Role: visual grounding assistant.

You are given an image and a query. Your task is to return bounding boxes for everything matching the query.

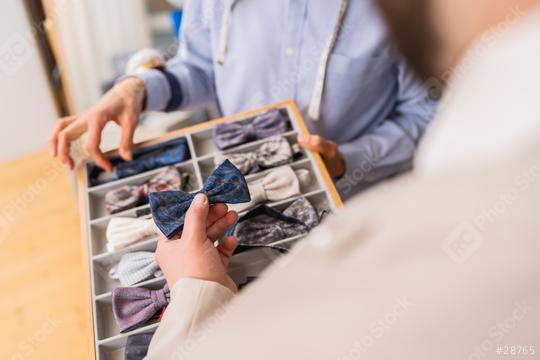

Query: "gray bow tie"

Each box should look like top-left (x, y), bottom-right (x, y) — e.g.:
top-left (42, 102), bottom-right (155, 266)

top-left (235, 197), bottom-right (321, 245)
top-left (109, 251), bottom-right (162, 286)
top-left (228, 165), bottom-right (312, 213)
top-left (213, 109), bottom-right (288, 150)
top-left (214, 136), bottom-right (301, 175)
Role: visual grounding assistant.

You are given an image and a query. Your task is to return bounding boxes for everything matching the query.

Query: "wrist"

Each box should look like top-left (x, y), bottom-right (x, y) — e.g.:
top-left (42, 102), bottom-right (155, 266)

top-left (117, 77), bottom-right (146, 111)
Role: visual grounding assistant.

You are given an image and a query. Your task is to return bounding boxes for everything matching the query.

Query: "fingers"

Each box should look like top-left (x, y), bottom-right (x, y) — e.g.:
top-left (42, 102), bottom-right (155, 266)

top-left (118, 112), bottom-right (137, 161)
top-left (297, 134), bottom-right (337, 157)
top-left (182, 194), bottom-right (209, 242)
top-left (207, 203), bottom-right (229, 226)
top-left (57, 118), bottom-right (87, 170)
top-left (86, 116), bottom-right (113, 171)
top-left (49, 116), bottom-right (77, 157)
top-left (155, 233), bottom-right (171, 266)
top-left (207, 211), bottom-right (238, 242)
top-left (158, 203), bottom-right (230, 244)
top-left (217, 236), bottom-right (238, 267)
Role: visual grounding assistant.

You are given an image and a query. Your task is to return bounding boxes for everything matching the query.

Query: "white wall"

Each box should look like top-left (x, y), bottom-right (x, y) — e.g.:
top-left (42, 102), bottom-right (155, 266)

top-left (0, 0), bottom-right (58, 163)
top-left (48, 0), bottom-right (152, 113)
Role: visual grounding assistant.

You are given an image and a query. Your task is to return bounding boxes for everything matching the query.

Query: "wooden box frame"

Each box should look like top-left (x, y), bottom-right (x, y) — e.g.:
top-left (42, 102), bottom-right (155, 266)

top-left (76, 100), bottom-right (342, 359)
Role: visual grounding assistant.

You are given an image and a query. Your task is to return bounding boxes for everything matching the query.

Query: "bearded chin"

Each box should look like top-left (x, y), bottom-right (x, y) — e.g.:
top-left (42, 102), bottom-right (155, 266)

top-left (376, 0), bottom-right (441, 80)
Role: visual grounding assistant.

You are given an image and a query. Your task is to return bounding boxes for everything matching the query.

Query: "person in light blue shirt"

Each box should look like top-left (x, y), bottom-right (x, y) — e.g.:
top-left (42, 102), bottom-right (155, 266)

top-left (50, 0), bottom-right (437, 200)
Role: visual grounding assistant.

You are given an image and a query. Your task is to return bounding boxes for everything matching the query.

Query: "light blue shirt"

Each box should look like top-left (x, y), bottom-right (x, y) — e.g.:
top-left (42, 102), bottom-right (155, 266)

top-left (136, 0), bottom-right (437, 200)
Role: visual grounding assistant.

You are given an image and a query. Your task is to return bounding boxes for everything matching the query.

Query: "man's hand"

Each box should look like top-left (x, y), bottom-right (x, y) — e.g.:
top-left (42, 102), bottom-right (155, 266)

top-left (155, 194), bottom-right (239, 293)
top-left (298, 134), bottom-right (346, 178)
top-left (48, 77), bottom-right (146, 171)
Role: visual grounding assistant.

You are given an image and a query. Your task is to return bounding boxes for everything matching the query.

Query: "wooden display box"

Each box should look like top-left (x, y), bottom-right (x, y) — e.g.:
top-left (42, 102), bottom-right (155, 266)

top-left (77, 100), bottom-right (342, 359)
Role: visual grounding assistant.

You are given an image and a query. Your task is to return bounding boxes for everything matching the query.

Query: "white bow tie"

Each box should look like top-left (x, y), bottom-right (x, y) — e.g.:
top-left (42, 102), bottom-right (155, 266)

top-left (106, 217), bottom-right (159, 252)
top-left (229, 166), bottom-right (312, 213)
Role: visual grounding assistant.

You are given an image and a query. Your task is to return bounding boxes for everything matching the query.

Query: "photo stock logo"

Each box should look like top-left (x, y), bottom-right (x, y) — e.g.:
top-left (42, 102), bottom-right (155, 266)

top-left (0, 33), bottom-right (33, 77)
top-left (441, 221), bottom-right (484, 264)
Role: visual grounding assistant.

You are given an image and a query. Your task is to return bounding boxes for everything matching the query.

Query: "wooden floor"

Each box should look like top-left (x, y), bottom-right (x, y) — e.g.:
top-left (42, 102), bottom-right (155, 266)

top-left (0, 150), bottom-right (91, 359)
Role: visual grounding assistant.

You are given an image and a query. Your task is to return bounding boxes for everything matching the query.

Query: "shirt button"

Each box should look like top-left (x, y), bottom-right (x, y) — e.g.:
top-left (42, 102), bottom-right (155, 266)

top-left (286, 47), bottom-right (294, 57)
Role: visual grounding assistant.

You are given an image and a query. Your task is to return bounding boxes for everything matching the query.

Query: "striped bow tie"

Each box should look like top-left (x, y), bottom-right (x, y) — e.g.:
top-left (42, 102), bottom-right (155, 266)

top-left (109, 251), bottom-right (162, 286)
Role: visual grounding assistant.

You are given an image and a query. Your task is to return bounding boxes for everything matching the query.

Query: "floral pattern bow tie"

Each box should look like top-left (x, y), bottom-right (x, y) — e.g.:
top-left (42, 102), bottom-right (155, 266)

top-left (234, 197), bottom-right (321, 246)
top-left (105, 167), bottom-right (185, 214)
top-left (214, 136), bottom-right (301, 175)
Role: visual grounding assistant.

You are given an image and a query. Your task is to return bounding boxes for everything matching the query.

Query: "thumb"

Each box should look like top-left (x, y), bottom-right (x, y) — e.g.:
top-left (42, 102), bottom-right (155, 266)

top-left (182, 194), bottom-right (209, 243)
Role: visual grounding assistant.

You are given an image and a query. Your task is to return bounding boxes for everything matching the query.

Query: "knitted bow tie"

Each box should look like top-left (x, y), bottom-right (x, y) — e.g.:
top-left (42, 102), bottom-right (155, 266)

top-left (106, 217), bottom-right (159, 252)
top-left (234, 197), bottom-right (320, 246)
top-left (109, 252), bottom-right (162, 286)
top-left (213, 109), bottom-right (288, 150)
top-left (105, 167), bottom-right (185, 214)
top-left (149, 160), bottom-right (251, 239)
top-left (228, 165), bottom-right (312, 213)
top-left (214, 136), bottom-right (301, 175)
top-left (91, 137), bottom-right (189, 185)
top-left (112, 284), bottom-right (170, 333)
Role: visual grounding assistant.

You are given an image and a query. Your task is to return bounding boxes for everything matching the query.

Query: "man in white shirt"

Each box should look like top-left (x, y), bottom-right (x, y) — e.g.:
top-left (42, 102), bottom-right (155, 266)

top-left (145, 0), bottom-right (540, 358)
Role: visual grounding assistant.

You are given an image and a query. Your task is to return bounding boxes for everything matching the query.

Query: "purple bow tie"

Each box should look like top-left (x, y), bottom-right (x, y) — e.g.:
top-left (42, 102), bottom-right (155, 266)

top-left (213, 109), bottom-right (288, 150)
top-left (112, 284), bottom-right (170, 333)
top-left (105, 167), bottom-right (184, 214)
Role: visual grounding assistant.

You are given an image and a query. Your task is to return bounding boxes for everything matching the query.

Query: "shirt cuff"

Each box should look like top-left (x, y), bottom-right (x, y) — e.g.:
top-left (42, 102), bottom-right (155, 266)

top-left (123, 69), bottom-right (171, 112)
top-left (170, 278), bottom-right (235, 303)
top-left (336, 143), bottom-right (372, 200)
top-left (146, 278), bottom-right (235, 358)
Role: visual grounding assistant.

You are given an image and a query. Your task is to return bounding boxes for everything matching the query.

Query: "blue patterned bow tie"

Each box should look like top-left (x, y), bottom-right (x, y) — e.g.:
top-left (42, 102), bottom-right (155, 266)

top-left (91, 137), bottom-right (189, 186)
top-left (148, 160), bottom-right (251, 239)
top-left (213, 109), bottom-right (288, 150)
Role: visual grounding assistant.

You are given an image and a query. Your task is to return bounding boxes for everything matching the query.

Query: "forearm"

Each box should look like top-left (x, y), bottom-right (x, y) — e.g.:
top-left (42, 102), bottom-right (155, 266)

top-left (145, 278), bottom-right (235, 359)
top-left (132, 0), bottom-right (215, 113)
top-left (335, 54), bottom-right (438, 199)
top-left (135, 61), bottom-right (215, 112)
top-left (336, 120), bottom-right (417, 199)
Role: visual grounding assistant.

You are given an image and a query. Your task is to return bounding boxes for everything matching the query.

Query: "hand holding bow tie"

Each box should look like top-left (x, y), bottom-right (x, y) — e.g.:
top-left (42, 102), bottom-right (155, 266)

top-left (111, 197), bottom-right (240, 332)
top-left (149, 160), bottom-right (250, 239)
top-left (154, 194), bottom-right (239, 293)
